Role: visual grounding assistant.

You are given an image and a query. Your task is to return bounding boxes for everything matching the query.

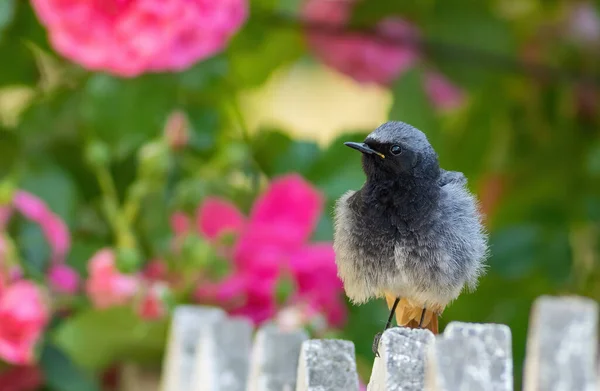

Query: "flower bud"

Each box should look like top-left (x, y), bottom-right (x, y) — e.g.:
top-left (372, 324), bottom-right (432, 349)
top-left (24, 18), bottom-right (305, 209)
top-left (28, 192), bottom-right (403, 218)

top-left (163, 110), bottom-right (190, 150)
top-left (115, 247), bottom-right (142, 274)
top-left (85, 140), bottom-right (111, 168)
top-left (138, 140), bottom-right (170, 181)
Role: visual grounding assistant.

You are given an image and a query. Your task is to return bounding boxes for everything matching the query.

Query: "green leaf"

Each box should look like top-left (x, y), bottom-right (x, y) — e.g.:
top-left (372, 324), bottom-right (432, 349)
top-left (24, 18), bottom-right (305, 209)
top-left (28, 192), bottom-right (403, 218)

top-left (80, 74), bottom-right (178, 157)
top-left (40, 344), bottom-right (100, 391)
top-left (389, 68), bottom-right (439, 142)
top-left (20, 163), bottom-right (78, 224)
top-left (0, 2), bottom-right (43, 85)
top-left (305, 131), bottom-right (368, 201)
top-left (488, 225), bottom-right (540, 279)
top-left (424, 2), bottom-right (515, 88)
top-left (175, 55), bottom-right (229, 93)
top-left (252, 129), bottom-right (320, 177)
top-left (227, 20), bottom-right (304, 87)
top-left (0, 0), bottom-right (16, 39)
top-left (18, 222), bottom-right (49, 278)
top-left (53, 307), bottom-right (169, 371)
top-left (350, 0), bottom-right (424, 25)
top-left (186, 106), bottom-right (220, 154)
top-left (0, 128), bottom-right (21, 178)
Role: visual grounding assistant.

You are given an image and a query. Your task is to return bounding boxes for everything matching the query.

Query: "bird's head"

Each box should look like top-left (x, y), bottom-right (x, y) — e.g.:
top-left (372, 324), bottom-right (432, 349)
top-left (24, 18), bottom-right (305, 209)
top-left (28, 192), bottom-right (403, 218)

top-left (344, 121), bottom-right (440, 181)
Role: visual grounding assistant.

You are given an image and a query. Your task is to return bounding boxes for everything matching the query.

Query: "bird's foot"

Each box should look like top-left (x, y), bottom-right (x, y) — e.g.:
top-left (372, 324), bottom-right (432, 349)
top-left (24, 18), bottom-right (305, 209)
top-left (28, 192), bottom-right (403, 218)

top-left (372, 331), bottom-right (383, 357)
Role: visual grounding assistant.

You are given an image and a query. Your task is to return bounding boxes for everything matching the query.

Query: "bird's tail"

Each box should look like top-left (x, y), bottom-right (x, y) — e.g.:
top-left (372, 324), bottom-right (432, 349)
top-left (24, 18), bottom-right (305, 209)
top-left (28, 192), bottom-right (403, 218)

top-left (385, 293), bottom-right (440, 335)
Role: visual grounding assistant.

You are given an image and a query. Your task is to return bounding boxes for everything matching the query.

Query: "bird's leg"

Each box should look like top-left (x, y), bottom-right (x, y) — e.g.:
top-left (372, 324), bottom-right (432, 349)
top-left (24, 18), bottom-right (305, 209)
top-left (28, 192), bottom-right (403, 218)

top-left (418, 307), bottom-right (426, 328)
top-left (372, 297), bottom-right (400, 357)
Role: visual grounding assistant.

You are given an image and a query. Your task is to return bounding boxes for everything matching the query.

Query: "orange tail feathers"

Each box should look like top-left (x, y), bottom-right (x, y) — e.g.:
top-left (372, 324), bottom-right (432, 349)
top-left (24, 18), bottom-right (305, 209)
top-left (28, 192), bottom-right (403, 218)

top-left (385, 293), bottom-right (440, 335)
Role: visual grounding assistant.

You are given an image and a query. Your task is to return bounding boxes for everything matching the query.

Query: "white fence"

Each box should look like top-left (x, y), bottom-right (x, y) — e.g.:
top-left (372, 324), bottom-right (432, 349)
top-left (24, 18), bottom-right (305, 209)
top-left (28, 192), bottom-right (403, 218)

top-left (157, 295), bottom-right (598, 391)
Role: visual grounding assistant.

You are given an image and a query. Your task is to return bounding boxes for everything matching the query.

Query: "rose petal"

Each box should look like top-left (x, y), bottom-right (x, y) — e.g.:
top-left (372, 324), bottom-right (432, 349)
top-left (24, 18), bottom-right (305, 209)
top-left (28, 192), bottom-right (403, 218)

top-left (248, 174), bottom-right (323, 248)
top-left (48, 264), bottom-right (80, 294)
top-left (303, 0), bottom-right (420, 85)
top-left (0, 281), bottom-right (49, 365)
top-left (12, 192), bottom-right (49, 222)
top-left (30, 0), bottom-right (248, 77)
top-left (424, 71), bottom-right (465, 111)
top-left (85, 248), bottom-right (139, 309)
top-left (196, 197), bottom-right (246, 240)
top-left (39, 212), bottom-right (71, 264)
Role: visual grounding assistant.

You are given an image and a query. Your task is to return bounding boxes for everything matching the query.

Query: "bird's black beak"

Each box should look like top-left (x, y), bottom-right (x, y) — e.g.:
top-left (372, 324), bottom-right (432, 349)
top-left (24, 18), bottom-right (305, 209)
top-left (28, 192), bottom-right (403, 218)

top-left (344, 142), bottom-right (385, 159)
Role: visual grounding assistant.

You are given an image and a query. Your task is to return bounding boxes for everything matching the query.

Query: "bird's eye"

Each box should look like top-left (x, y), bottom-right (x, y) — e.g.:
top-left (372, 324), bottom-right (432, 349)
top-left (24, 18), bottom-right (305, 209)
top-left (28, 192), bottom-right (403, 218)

top-left (390, 145), bottom-right (402, 155)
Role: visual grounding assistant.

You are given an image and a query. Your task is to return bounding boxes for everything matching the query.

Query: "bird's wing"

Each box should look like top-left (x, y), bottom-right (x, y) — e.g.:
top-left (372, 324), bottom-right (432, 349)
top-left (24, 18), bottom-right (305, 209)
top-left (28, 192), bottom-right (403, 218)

top-left (439, 169), bottom-right (467, 187)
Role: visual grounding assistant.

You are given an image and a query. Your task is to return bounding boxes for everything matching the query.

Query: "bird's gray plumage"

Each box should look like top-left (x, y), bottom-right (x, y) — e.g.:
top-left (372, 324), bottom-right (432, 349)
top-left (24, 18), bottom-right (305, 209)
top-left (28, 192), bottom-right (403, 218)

top-left (333, 121), bottom-right (488, 310)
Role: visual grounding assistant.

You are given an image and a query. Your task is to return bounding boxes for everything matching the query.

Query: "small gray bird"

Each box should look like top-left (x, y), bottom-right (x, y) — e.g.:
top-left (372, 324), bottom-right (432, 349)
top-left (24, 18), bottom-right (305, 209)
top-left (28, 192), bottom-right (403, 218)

top-left (333, 121), bottom-right (488, 355)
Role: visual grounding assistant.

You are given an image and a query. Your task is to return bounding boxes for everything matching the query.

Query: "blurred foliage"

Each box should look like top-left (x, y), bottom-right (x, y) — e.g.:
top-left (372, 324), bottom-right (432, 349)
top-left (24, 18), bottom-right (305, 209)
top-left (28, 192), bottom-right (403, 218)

top-left (1, 0), bottom-right (600, 389)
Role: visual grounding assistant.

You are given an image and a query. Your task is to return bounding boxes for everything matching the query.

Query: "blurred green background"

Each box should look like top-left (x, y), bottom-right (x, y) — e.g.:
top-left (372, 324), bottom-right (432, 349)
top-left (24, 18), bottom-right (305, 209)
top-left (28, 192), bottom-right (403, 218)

top-left (1, 0), bottom-right (600, 390)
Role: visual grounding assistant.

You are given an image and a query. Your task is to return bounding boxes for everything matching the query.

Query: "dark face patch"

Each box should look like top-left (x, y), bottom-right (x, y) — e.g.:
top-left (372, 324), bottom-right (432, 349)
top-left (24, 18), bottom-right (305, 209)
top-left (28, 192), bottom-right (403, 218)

top-left (361, 139), bottom-right (419, 180)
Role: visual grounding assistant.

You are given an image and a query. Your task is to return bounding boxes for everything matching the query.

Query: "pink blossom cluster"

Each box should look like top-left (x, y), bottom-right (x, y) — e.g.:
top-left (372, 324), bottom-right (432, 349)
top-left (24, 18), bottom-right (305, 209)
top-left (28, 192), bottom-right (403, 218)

top-left (84, 248), bottom-right (169, 321)
top-left (30, 0), bottom-right (249, 77)
top-left (0, 191), bottom-right (77, 364)
top-left (176, 174), bottom-right (346, 327)
top-left (302, 0), bottom-right (465, 110)
top-left (0, 280), bottom-right (49, 365)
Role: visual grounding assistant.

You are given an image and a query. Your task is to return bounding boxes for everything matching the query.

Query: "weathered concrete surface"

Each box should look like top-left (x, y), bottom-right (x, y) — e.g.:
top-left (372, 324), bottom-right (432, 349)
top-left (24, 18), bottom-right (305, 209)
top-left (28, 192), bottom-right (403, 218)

top-left (523, 296), bottom-right (598, 391)
top-left (247, 323), bottom-right (309, 391)
top-left (196, 317), bottom-right (253, 391)
top-left (160, 306), bottom-right (225, 391)
top-left (296, 339), bottom-right (359, 391)
top-left (368, 327), bottom-right (435, 391)
top-left (426, 322), bottom-right (513, 391)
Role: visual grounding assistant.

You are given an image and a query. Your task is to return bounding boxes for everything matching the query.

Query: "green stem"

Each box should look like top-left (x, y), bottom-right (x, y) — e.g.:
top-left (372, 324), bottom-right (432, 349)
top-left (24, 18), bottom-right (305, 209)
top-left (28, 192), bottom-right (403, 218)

top-left (92, 158), bottom-right (137, 249)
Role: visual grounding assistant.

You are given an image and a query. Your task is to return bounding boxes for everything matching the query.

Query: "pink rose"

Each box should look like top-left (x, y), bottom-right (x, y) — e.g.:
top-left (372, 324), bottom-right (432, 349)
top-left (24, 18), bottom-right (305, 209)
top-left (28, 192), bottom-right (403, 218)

top-left (302, 0), bottom-right (466, 110)
top-left (0, 281), bottom-right (49, 365)
top-left (85, 249), bottom-right (139, 309)
top-left (30, 0), bottom-right (249, 77)
top-left (197, 198), bottom-right (246, 240)
top-left (303, 0), bottom-right (420, 85)
top-left (194, 174), bottom-right (346, 326)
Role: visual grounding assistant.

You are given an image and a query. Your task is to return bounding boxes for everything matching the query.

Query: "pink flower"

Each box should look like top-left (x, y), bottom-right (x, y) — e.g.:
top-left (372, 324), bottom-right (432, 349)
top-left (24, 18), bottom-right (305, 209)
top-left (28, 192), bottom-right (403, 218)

top-left (11, 191), bottom-right (71, 264)
top-left (30, 0), bottom-right (248, 77)
top-left (137, 283), bottom-right (168, 320)
top-left (85, 249), bottom-right (139, 309)
top-left (289, 244), bottom-right (346, 326)
top-left (197, 198), bottom-right (246, 240)
top-left (194, 174), bottom-right (346, 326)
top-left (303, 0), bottom-right (420, 85)
top-left (0, 281), bottom-right (49, 365)
top-left (424, 71), bottom-right (465, 111)
top-left (303, 0), bottom-right (466, 110)
top-left (48, 264), bottom-right (80, 294)
top-left (12, 192), bottom-right (47, 222)
top-left (170, 212), bottom-right (191, 237)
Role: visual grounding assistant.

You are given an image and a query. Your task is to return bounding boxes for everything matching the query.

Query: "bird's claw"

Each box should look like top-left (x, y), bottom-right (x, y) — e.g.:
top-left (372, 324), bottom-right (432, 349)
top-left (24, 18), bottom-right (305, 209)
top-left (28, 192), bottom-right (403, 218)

top-left (372, 331), bottom-right (383, 357)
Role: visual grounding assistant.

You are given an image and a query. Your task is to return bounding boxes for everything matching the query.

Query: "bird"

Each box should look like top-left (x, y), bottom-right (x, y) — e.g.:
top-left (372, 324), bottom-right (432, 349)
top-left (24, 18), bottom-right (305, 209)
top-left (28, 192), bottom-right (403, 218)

top-left (332, 121), bottom-right (488, 356)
